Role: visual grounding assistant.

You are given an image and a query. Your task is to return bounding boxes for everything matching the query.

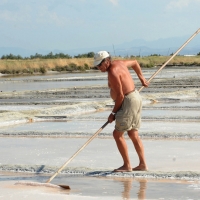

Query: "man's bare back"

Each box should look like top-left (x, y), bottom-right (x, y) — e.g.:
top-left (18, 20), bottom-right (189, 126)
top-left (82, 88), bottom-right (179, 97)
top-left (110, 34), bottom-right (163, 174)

top-left (107, 60), bottom-right (148, 116)
top-left (108, 60), bottom-right (135, 101)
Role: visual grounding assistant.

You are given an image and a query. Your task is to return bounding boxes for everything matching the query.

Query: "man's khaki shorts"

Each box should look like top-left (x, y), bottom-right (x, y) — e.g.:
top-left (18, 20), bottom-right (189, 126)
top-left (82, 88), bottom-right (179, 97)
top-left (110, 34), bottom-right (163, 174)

top-left (115, 90), bottom-right (142, 132)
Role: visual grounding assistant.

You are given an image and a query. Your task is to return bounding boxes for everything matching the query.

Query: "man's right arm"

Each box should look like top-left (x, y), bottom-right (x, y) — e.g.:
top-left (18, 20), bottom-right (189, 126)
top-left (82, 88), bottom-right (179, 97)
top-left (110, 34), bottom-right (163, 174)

top-left (124, 60), bottom-right (149, 87)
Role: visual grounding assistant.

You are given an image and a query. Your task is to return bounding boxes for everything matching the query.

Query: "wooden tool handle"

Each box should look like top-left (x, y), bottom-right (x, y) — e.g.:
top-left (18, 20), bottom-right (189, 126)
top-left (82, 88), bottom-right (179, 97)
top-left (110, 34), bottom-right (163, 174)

top-left (139, 28), bottom-right (200, 93)
top-left (46, 121), bottom-right (109, 183)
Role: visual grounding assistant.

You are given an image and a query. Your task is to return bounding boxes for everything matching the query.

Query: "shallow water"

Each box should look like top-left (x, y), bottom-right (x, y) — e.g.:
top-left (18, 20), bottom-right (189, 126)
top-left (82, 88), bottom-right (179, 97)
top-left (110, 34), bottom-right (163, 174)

top-left (0, 173), bottom-right (200, 200)
top-left (56, 108), bottom-right (200, 118)
top-left (0, 79), bottom-right (107, 92)
top-left (1, 137), bottom-right (200, 171)
top-left (1, 67), bottom-right (199, 92)
top-left (146, 101), bottom-right (200, 108)
top-left (0, 66), bottom-right (199, 80)
top-left (1, 119), bottom-right (200, 135)
top-left (0, 71), bottom-right (105, 80)
top-left (73, 108), bottom-right (200, 118)
top-left (143, 109), bottom-right (199, 117)
top-left (0, 105), bottom-right (51, 111)
top-left (1, 66), bottom-right (200, 199)
top-left (0, 98), bottom-right (108, 104)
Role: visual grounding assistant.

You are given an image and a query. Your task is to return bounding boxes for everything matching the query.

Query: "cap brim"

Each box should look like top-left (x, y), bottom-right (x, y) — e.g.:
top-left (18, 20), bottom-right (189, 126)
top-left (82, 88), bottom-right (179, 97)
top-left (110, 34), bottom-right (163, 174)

top-left (94, 60), bottom-right (102, 67)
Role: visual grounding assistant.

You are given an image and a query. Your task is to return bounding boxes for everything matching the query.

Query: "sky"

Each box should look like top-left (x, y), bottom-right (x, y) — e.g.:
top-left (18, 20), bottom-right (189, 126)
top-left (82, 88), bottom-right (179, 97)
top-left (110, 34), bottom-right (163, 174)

top-left (0, 0), bottom-right (200, 54)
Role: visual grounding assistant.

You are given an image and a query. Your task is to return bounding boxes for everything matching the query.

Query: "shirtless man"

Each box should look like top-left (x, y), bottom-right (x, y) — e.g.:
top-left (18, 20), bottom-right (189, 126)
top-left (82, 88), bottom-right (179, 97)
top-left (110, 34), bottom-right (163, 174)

top-left (94, 51), bottom-right (149, 172)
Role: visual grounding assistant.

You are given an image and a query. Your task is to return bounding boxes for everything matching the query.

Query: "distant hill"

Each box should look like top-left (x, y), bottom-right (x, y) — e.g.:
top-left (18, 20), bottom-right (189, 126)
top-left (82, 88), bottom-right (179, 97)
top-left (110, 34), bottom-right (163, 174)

top-left (1, 34), bottom-right (200, 58)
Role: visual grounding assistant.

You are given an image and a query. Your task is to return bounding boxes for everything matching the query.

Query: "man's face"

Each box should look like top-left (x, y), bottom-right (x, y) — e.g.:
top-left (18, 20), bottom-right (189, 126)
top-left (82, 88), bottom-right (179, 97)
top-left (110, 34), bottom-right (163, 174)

top-left (97, 59), bottom-right (107, 72)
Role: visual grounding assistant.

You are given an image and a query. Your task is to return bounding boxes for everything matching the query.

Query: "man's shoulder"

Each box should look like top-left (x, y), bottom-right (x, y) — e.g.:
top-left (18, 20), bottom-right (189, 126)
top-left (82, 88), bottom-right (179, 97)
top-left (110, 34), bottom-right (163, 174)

top-left (112, 60), bottom-right (124, 64)
top-left (112, 60), bottom-right (132, 69)
top-left (111, 60), bottom-right (125, 67)
top-left (112, 59), bottom-right (135, 65)
top-left (109, 60), bottom-right (127, 76)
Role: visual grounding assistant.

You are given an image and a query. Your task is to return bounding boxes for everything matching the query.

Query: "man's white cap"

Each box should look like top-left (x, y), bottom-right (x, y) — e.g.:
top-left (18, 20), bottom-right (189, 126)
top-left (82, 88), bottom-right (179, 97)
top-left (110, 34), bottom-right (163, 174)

top-left (94, 51), bottom-right (110, 67)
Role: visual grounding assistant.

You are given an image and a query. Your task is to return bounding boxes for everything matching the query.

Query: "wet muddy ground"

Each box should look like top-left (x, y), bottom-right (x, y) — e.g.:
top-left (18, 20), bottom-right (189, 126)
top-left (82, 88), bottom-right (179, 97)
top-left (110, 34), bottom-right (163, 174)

top-left (0, 66), bottom-right (200, 199)
top-left (1, 174), bottom-right (200, 200)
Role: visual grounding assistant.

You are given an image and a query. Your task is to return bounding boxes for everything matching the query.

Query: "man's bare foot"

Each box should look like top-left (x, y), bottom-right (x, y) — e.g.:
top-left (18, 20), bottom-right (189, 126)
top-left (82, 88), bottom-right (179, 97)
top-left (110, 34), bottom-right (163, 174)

top-left (113, 165), bottom-right (132, 172)
top-left (132, 165), bottom-right (148, 171)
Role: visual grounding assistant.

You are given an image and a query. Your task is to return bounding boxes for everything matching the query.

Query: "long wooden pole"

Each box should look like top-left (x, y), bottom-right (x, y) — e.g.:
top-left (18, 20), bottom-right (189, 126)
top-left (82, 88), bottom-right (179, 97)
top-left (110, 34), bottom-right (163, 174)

top-left (139, 28), bottom-right (200, 92)
top-left (46, 121), bottom-right (109, 183)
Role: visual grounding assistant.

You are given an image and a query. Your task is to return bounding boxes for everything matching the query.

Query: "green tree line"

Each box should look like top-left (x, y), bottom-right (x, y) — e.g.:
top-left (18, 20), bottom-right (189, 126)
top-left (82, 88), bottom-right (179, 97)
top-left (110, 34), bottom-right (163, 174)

top-left (1, 51), bottom-right (95, 60)
top-left (1, 51), bottom-right (200, 60)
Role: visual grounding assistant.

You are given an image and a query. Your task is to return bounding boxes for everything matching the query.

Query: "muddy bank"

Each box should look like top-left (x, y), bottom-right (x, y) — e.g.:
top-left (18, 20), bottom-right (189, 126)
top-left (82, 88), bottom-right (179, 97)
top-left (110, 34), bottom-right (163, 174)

top-left (0, 77), bottom-right (200, 99)
top-left (0, 100), bottom-right (111, 127)
top-left (0, 76), bottom-right (200, 127)
top-left (1, 165), bottom-right (200, 181)
top-left (1, 130), bottom-right (200, 139)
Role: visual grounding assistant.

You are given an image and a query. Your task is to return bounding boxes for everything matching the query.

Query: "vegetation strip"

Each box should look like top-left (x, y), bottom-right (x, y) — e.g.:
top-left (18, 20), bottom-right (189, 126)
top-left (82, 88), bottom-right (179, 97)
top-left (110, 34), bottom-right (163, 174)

top-left (1, 53), bottom-right (200, 74)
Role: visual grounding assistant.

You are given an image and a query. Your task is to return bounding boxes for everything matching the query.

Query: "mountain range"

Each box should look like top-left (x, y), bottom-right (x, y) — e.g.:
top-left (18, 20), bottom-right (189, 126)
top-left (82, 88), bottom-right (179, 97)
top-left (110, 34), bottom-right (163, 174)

top-left (0, 35), bottom-right (200, 58)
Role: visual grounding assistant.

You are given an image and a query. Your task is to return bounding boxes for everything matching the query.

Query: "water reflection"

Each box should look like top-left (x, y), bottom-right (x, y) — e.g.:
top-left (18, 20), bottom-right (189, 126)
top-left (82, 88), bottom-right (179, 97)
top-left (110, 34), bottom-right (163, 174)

top-left (137, 180), bottom-right (147, 200)
top-left (115, 178), bottom-right (147, 200)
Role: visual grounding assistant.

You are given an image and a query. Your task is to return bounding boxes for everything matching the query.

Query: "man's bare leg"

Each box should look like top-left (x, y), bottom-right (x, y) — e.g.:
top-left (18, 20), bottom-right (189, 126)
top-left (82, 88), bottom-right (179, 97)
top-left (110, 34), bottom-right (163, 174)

top-left (127, 129), bottom-right (148, 171)
top-left (113, 129), bottom-right (132, 172)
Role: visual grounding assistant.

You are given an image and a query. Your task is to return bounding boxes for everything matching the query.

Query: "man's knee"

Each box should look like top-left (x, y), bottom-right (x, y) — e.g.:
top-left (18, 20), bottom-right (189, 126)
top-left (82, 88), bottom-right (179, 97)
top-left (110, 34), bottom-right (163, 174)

top-left (113, 129), bottom-right (124, 140)
top-left (127, 129), bottom-right (139, 139)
